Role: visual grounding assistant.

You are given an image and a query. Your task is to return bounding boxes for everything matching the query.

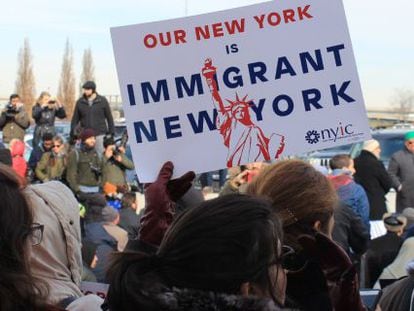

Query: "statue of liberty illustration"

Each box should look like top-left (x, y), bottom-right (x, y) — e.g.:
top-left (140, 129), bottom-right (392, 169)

top-left (202, 58), bottom-right (285, 167)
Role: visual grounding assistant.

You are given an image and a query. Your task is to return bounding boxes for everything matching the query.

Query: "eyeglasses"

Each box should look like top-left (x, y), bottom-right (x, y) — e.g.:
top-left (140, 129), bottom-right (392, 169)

top-left (53, 144), bottom-right (62, 148)
top-left (271, 245), bottom-right (307, 272)
top-left (26, 223), bottom-right (44, 246)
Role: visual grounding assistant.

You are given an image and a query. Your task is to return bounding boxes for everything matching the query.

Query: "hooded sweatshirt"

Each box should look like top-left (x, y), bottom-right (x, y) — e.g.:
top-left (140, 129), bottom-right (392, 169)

top-left (10, 139), bottom-right (27, 177)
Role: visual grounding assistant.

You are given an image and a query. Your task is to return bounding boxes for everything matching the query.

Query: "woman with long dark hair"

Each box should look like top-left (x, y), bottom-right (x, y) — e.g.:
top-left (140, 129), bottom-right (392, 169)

top-left (0, 163), bottom-right (53, 310)
top-left (105, 194), bottom-right (289, 310)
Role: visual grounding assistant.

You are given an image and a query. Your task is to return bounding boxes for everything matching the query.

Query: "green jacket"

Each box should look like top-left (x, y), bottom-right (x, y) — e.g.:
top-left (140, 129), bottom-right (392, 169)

top-left (35, 152), bottom-right (67, 182)
top-left (66, 147), bottom-right (102, 193)
top-left (0, 108), bottom-right (30, 143)
top-left (102, 153), bottom-right (134, 187)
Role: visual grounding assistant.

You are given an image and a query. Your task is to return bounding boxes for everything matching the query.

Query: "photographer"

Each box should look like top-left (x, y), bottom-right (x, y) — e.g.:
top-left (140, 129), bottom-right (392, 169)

top-left (0, 94), bottom-right (30, 144)
top-left (66, 129), bottom-right (102, 195)
top-left (102, 135), bottom-right (134, 189)
top-left (32, 91), bottom-right (66, 148)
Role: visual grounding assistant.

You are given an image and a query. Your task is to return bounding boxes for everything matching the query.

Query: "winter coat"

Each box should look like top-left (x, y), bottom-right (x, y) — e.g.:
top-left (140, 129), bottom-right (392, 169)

top-left (70, 94), bottom-right (114, 136)
top-left (35, 151), bottom-right (67, 182)
top-left (119, 207), bottom-right (140, 239)
top-left (332, 203), bottom-right (370, 257)
top-left (0, 106), bottom-right (30, 143)
top-left (66, 146), bottom-right (102, 193)
top-left (10, 139), bottom-right (27, 177)
top-left (32, 104), bottom-right (66, 146)
top-left (365, 232), bottom-right (403, 287)
top-left (379, 237), bottom-right (414, 281)
top-left (328, 170), bottom-right (370, 230)
top-left (378, 273), bottom-right (414, 311)
top-left (103, 286), bottom-right (284, 311)
top-left (354, 150), bottom-right (393, 220)
top-left (388, 148), bottom-right (414, 213)
top-left (23, 181), bottom-right (83, 305)
top-left (84, 222), bottom-right (118, 283)
top-left (101, 154), bottom-right (134, 187)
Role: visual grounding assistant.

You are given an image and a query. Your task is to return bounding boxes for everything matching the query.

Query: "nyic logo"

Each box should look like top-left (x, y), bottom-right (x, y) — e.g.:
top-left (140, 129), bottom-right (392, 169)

top-left (305, 122), bottom-right (360, 144)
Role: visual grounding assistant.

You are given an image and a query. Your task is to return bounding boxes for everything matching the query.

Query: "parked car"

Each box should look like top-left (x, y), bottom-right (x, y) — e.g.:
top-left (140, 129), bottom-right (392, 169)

top-left (304, 143), bottom-right (353, 168)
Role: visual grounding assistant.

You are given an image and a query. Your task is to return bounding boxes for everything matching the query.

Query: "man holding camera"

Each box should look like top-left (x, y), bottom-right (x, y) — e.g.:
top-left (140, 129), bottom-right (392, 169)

top-left (102, 135), bottom-right (134, 189)
top-left (70, 81), bottom-right (114, 155)
top-left (32, 91), bottom-right (66, 148)
top-left (66, 128), bottom-right (103, 196)
top-left (0, 94), bottom-right (30, 144)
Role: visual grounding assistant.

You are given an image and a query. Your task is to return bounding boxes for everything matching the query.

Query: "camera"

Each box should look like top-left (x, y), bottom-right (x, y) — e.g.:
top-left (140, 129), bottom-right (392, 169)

top-left (4, 104), bottom-right (17, 119)
top-left (90, 163), bottom-right (102, 179)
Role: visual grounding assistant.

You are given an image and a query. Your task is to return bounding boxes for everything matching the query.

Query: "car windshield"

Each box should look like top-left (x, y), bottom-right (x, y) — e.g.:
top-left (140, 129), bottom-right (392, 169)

top-left (374, 135), bottom-right (405, 162)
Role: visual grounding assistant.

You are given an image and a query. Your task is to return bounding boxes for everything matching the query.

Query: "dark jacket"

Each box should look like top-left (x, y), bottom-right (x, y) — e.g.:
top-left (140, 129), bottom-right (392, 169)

top-left (84, 223), bottom-right (117, 283)
top-left (32, 104), bottom-right (66, 146)
top-left (365, 232), bottom-right (403, 287)
top-left (332, 203), bottom-right (370, 257)
top-left (0, 105), bottom-right (30, 143)
top-left (70, 94), bottom-right (114, 136)
top-left (119, 208), bottom-right (140, 239)
top-left (66, 146), bottom-right (102, 193)
top-left (328, 170), bottom-right (370, 230)
top-left (354, 150), bottom-right (393, 220)
top-left (388, 148), bottom-right (414, 213)
top-left (104, 286), bottom-right (284, 311)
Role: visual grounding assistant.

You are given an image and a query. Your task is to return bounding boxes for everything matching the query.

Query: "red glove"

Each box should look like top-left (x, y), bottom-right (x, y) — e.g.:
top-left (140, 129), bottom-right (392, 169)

top-left (138, 162), bottom-right (195, 247)
top-left (298, 232), bottom-right (366, 311)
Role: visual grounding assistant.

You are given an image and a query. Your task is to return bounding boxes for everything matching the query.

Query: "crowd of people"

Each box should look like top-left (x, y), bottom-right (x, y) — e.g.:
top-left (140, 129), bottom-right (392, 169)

top-left (1, 81), bottom-right (414, 310)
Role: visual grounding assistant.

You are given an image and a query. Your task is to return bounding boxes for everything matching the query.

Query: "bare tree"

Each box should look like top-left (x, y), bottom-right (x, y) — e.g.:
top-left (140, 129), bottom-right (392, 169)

top-left (15, 38), bottom-right (36, 112)
top-left (391, 89), bottom-right (414, 122)
top-left (57, 39), bottom-right (76, 119)
top-left (79, 48), bottom-right (95, 95)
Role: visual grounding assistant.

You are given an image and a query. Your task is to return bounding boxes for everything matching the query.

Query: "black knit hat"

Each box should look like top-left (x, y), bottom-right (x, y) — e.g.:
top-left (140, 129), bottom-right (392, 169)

top-left (82, 81), bottom-right (96, 92)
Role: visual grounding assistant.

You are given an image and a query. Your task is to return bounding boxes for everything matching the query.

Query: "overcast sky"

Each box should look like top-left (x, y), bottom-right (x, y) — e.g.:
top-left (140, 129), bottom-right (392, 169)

top-left (1, 0), bottom-right (413, 109)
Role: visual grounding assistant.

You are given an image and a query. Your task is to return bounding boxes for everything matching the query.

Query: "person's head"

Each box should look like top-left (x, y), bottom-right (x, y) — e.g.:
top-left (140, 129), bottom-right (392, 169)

top-left (41, 133), bottom-right (54, 151)
top-left (80, 128), bottom-right (96, 149)
top-left (329, 154), bottom-right (355, 175)
top-left (102, 206), bottom-right (120, 225)
top-left (36, 91), bottom-right (51, 106)
top-left (9, 94), bottom-right (20, 106)
top-left (247, 160), bottom-right (337, 249)
top-left (107, 194), bottom-right (287, 310)
top-left (0, 164), bottom-right (48, 309)
top-left (103, 134), bottom-right (116, 151)
top-left (82, 81), bottom-right (97, 98)
top-left (363, 139), bottom-right (381, 159)
top-left (51, 136), bottom-right (64, 155)
top-left (383, 213), bottom-right (407, 236)
top-left (404, 131), bottom-right (414, 153)
top-left (10, 139), bottom-right (25, 157)
top-left (121, 192), bottom-right (137, 210)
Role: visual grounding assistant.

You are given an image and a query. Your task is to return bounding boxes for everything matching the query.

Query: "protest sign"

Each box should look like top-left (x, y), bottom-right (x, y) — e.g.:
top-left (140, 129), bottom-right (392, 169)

top-left (111, 0), bottom-right (371, 182)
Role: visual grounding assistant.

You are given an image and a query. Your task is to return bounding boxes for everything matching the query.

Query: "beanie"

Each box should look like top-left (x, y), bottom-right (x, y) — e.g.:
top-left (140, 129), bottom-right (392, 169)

top-left (102, 206), bottom-right (119, 223)
top-left (363, 139), bottom-right (380, 153)
top-left (405, 131), bottom-right (414, 141)
top-left (82, 81), bottom-right (96, 92)
top-left (80, 128), bottom-right (95, 142)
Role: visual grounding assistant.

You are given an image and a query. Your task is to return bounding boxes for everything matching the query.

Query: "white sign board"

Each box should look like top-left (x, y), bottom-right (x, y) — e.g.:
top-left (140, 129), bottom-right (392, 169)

top-left (111, 0), bottom-right (371, 182)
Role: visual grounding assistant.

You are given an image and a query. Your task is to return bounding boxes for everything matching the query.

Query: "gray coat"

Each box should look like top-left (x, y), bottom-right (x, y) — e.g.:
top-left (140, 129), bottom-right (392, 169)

top-left (388, 148), bottom-right (414, 212)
